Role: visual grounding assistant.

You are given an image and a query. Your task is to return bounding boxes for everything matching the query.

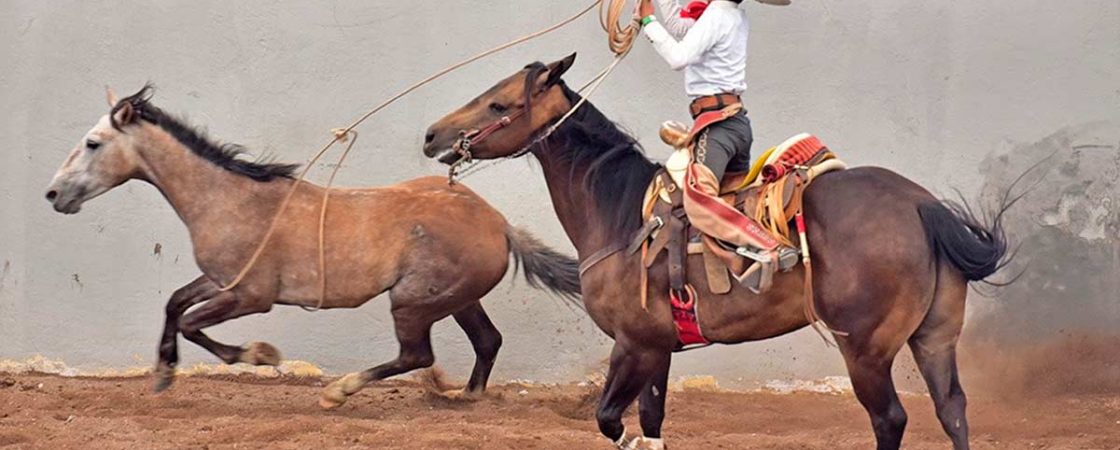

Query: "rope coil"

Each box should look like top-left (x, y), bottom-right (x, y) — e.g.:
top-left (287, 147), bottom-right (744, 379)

top-left (602, 0), bottom-right (641, 55)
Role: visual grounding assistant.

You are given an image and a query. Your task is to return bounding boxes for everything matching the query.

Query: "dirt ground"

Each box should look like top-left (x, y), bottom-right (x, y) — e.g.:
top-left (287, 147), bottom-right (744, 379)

top-left (0, 372), bottom-right (1117, 450)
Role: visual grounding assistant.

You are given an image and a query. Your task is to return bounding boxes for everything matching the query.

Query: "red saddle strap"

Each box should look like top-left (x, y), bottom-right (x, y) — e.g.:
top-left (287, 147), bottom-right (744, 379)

top-left (670, 286), bottom-right (709, 347)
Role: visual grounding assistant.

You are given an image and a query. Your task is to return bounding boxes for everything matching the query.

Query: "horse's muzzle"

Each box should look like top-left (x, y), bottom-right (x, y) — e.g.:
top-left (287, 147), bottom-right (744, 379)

top-left (45, 183), bottom-right (84, 214)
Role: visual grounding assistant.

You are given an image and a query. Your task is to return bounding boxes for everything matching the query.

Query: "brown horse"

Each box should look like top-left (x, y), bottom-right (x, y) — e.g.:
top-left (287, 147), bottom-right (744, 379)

top-left (45, 85), bottom-right (582, 409)
top-left (423, 54), bottom-right (1012, 450)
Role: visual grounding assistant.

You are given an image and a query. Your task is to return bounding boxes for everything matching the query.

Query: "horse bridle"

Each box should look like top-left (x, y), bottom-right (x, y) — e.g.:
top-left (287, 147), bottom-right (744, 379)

top-left (447, 85), bottom-right (582, 182)
top-left (448, 106), bottom-right (536, 180)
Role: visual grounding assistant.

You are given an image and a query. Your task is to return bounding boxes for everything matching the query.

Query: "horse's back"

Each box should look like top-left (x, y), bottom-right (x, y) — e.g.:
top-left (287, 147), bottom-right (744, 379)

top-left (297, 176), bottom-right (512, 305)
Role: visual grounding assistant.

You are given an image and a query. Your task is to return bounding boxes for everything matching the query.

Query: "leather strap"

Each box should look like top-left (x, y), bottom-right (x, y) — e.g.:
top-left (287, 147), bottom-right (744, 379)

top-left (666, 175), bottom-right (688, 292)
top-left (702, 243), bottom-right (732, 294)
top-left (645, 199), bottom-right (674, 267)
top-left (461, 108), bottom-right (529, 147)
top-left (690, 93), bottom-right (741, 118)
top-left (627, 216), bottom-right (664, 255)
top-left (578, 242), bottom-right (626, 278)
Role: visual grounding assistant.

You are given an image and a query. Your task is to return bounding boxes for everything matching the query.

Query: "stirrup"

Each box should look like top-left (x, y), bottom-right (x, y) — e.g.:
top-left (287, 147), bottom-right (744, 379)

top-left (776, 247), bottom-right (800, 272)
top-left (733, 246), bottom-right (799, 293)
top-left (734, 258), bottom-right (774, 294)
top-left (737, 246), bottom-right (800, 271)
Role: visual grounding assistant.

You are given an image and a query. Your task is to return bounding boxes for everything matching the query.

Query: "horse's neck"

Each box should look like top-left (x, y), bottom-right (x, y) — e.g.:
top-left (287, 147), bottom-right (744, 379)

top-left (533, 140), bottom-right (623, 258)
top-left (133, 125), bottom-right (288, 239)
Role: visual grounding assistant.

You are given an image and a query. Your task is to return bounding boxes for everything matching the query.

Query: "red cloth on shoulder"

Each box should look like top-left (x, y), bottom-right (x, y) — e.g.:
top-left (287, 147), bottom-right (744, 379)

top-left (680, 1), bottom-right (709, 20)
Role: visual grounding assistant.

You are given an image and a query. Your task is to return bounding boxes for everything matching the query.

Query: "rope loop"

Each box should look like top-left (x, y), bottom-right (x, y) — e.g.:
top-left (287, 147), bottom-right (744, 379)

top-left (217, 0), bottom-right (639, 307)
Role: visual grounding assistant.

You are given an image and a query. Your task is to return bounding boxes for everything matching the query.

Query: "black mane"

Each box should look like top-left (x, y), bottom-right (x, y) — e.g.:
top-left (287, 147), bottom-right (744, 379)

top-left (111, 84), bottom-right (299, 182)
top-left (526, 65), bottom-right (660, 235)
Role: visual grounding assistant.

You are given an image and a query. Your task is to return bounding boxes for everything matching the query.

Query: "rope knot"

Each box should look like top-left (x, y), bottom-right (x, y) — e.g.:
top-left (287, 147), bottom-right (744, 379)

top-left (331, 128), bottom-right (353, 143)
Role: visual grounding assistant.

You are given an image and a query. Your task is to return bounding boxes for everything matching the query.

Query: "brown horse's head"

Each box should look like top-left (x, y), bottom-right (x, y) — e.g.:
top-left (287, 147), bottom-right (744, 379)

top-left (423, 53), bottom-right (577, 164)
top-left (45, 86), bottom-right (152, 214)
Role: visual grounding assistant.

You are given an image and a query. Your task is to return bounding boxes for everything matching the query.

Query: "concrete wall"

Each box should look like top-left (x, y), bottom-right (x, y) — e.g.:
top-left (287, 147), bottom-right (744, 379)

top-left (1, 0), bottom-right (1117, 388)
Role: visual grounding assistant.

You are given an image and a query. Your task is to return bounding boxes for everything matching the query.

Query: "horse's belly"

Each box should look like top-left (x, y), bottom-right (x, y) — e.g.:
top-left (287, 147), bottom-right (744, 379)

top-left (678, 266), bottom-right (812, 343)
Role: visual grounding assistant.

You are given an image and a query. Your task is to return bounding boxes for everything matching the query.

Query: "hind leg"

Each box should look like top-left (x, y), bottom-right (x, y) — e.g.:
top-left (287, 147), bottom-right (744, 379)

top-left (844, 353), bottom-right (908, 450)
top-left (911, 341), bottom-right (968, 449)
top-left (452, 302), bottom-right (502, 397)
top-left (320, 313), bottom-right (436, 409)
top-left (910, 272), bottom-right (970, 449)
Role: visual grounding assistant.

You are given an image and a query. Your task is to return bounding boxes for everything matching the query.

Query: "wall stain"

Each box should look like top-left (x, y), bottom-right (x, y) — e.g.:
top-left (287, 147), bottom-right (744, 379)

top-left (0, 260), bottom-right (10, 291)
top-left (963, 122), bottom-right (1119, 395)
top-left (18, 17), bottom-right (36, 37)
top-left (71, 274), bottom-right (83, 291)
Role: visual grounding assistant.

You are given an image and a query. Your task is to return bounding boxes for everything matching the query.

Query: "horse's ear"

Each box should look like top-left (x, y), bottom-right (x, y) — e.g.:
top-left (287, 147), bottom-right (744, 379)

top-left (105, 85), bottom-right (119, 107)
top-left (112, 101), bottom-right (135, 128)
top-left (544, 52), bottom-right (577, 87)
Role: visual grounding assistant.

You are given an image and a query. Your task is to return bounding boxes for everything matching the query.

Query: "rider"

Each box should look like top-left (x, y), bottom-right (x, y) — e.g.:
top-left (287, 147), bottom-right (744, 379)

top-left (639, 0), bottom-right (796, 290)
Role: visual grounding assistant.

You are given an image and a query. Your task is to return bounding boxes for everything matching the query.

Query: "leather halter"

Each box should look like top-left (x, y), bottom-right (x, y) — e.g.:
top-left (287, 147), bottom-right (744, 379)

top-left (452, 107), bottom-right (530, 165)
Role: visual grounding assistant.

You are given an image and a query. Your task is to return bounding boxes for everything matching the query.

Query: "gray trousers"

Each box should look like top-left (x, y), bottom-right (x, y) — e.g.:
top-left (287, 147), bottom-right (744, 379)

top-left (697, 109), bottom-right (753, 181)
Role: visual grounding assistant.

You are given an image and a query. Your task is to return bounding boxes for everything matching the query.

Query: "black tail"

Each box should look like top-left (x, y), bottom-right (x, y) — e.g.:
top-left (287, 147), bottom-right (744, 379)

top-left (917, 154), bottom-right (1050, 283)
top-left (917, 199), bottom-right (1012, 282)
top-left (505, 227), bottom-right (584, 308)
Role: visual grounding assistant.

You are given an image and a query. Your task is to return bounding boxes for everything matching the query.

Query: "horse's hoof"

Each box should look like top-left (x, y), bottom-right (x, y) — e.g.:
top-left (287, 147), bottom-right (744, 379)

top-left (239, 342), bottom-right (282, 366)
top-left (153, 362), bottom-right (175, 393)
top-left (627, 436), bottom-right (666, 450)
top-left (435, 388), bottom-right (481, 402)
top-left (319, 386), bottom-right (348, 410)
top-left (318, 395), bottom-right (346, 410)
top-left (319, 373), bottom-right (364, 410)
top-left (153, 377), bottom-right (173, 393)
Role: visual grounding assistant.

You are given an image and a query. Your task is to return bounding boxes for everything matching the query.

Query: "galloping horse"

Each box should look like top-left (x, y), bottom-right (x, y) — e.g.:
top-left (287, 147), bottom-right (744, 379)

top-left (45, 85), bottom-right (582, 408)
top-left (423, 54), bottom-right (1012, 450)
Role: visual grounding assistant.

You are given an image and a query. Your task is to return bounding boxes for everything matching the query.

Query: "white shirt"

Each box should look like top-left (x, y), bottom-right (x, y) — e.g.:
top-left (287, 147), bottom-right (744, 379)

top-left (643, 0), bottom-right (750, 98)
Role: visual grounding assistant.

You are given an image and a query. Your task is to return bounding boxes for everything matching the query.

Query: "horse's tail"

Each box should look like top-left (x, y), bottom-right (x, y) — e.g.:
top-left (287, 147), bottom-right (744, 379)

top-left (917, 199), bottom-right (1013, 282)
top-left (505, 226), bottom-right (584, 308)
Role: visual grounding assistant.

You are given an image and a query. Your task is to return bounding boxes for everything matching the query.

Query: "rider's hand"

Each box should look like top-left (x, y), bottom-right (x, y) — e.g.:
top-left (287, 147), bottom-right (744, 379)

top-left (639, 0), bottom-right (655, 20)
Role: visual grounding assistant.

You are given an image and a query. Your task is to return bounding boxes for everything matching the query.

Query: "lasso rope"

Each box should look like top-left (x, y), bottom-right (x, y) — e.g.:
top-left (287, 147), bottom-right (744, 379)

top-left (219, 0), bottom-right (640, 309)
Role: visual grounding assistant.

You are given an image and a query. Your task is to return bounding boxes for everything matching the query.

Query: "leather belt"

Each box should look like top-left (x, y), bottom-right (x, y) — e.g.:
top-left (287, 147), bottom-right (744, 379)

top-left (690, 93), bottom-right (741, 119)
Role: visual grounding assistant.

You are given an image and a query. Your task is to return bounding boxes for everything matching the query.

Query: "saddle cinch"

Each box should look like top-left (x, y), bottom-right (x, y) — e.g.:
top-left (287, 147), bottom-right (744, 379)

top-left (629, 105), bottom-right (847, 346)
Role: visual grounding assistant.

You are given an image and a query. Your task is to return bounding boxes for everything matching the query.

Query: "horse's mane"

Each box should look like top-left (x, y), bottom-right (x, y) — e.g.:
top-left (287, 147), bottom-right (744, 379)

top-left (111, 84), bottom-right (299, 182)
top-left (524, 63), bottom-right (661, 236)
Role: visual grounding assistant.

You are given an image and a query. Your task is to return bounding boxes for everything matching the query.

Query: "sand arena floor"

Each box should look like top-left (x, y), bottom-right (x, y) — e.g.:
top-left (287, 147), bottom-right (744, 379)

top-left (0, 370), bottom-right (1116, 450)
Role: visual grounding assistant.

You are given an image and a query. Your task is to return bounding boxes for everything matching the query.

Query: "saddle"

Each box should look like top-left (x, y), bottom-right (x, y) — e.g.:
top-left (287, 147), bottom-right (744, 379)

top-left (630, 107), bottom-right (847, 348)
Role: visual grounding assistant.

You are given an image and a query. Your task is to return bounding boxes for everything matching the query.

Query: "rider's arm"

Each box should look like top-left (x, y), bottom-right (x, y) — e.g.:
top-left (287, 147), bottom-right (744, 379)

top-left (654, 0), bottom-right (696, 39)
top-left (642, 13), bottom-right (722, 71)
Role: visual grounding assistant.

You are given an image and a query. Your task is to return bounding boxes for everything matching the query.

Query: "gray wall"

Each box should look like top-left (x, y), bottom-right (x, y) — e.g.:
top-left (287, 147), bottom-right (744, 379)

top-left (1, 0), bottom-right (1117, 387)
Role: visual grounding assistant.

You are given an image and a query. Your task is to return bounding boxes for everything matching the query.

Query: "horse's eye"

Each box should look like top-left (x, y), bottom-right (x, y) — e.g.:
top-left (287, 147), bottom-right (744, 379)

top-left (489, 102), bottom-right (508, 114)
top-left (86, 139), bottom-right (101, 151)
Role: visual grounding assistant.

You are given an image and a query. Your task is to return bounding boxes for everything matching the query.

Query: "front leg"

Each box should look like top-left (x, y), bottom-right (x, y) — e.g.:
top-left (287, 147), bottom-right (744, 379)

top-left (178, 290), bottom-right (280, 366)
top-left (155, 283), bottom-right (280, 392)
top-left (634, 353), bottom-right (671, 449)
top-left (597, 341), bottom-right (669, 448)
top-left (155, 276), bottom-right (217, 393)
